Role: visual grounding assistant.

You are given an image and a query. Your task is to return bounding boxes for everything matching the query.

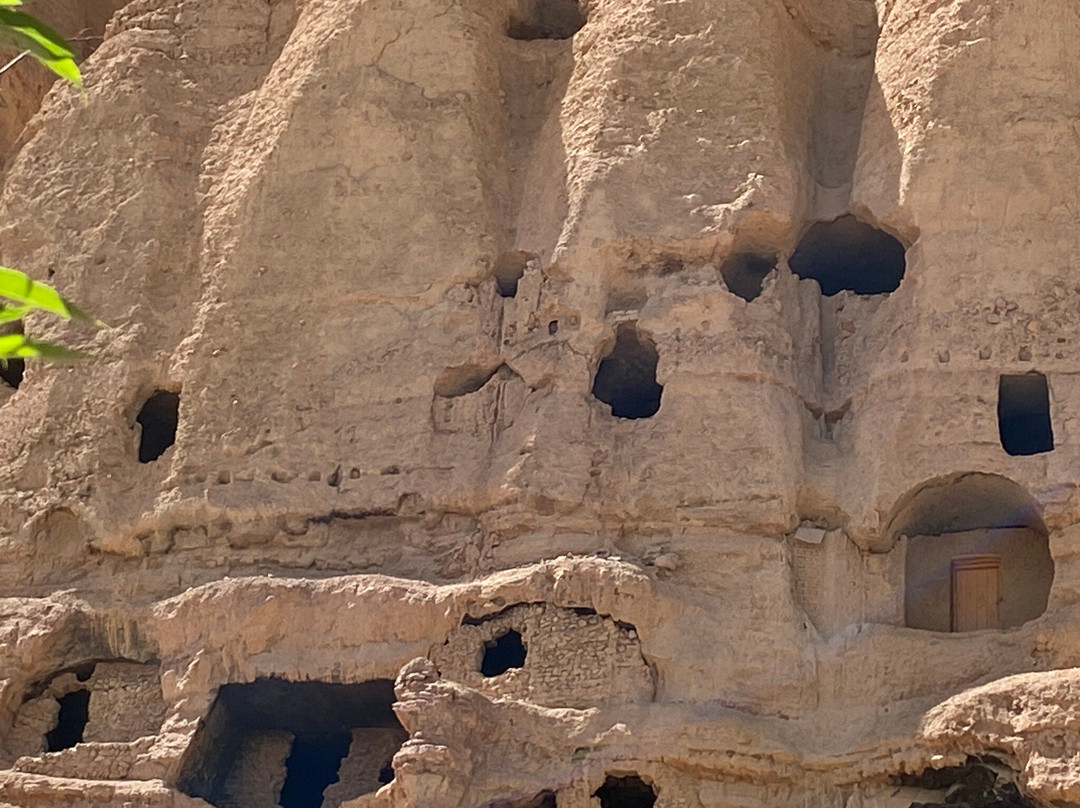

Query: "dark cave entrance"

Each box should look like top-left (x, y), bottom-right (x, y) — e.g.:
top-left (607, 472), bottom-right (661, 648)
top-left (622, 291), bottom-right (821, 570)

top-left (136, 389), bottom-right (180, 463)
top-left (506, 0), bottom-right (585, 40)
top-left (45, 689), bottom-right (90, 751)
top-left (493, 251), bottom-right (536, 298)
top-left (594, 774), bottom-right (657, 808)
top-left (720, 252), bottom-right (777, 302)
top-left (481, 629), bottom-right (527, 677)
top-left (279, 732), bottom-right (352, 808)
top-left (898, 758), bottom-right (1035, 808)
top-left (0, 357), bottom-right (23, 390)
top-left (789, 215), bottom-right (906, 296)
top-left (178, 679), bottom-right (407, 808)
top-left (592, 324), bottom-right (663, 419)
top-left (998, 373), bottom-right (1053, 456)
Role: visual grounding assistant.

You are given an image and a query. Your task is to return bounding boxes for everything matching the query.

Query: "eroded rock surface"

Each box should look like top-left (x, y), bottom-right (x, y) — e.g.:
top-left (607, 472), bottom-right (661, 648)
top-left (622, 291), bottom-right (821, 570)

top-left (0, 0), bottom-right (1079, 805)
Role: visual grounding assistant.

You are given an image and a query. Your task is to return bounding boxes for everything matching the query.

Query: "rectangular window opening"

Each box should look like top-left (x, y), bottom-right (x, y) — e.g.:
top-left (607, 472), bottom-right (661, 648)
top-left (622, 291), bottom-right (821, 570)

top-left (998, 373), bottom-right (1053, 456)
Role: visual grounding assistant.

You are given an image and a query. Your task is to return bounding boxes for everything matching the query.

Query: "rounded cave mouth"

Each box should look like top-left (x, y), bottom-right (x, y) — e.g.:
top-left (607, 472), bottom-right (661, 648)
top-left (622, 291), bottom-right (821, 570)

top-left (789, 214), bottom-right (906, 296)
top-left (591, 324), bottom-right (663, 420)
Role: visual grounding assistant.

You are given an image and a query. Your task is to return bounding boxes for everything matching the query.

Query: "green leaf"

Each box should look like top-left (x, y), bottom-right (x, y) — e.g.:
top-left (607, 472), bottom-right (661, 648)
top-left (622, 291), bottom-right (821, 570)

top-left (0, 304), bottom-right (31, 323)
top-left (0, 1), bottom-right (25, 7)
top-left (0, 8), bottom-right (81, 87)
top-left (0, 265), bottom-right (76, 319)
top-left (0, 333), bottom-right (88, 361)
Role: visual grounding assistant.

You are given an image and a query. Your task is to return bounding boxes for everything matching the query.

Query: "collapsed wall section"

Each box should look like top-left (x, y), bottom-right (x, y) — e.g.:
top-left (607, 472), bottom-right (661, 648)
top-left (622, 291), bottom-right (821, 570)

top-left (431, 603), bottom-right (654, 708)
top-left (5, 661), bottom-right (164, 769)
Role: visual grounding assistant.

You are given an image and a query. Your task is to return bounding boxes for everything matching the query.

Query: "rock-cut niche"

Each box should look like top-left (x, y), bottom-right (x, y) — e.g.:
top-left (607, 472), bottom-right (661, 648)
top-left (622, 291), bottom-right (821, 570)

top-left (889, 474), bottom-right (1054, 633)
top-left (998, 373), bottom-right (1053, 456)
top-left (789, 215), bottom-right (906, 295)
top-left (178, 679), bottom-right (407, 808)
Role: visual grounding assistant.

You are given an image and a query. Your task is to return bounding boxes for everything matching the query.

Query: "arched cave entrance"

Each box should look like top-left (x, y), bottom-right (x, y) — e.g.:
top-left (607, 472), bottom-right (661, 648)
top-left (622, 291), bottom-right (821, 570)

top-left (789, 215), bottom-right (906, 296)
top-left (592, 324), bottom-right (663, 420)
top-left (506, 0), bottom-right (585, 40)
top-left (886, 474), bottom-right (1053, 632)
top-left (998, 373), bottom-right (1053, 456)
top-left (178, 679), bottom-right (407, 808)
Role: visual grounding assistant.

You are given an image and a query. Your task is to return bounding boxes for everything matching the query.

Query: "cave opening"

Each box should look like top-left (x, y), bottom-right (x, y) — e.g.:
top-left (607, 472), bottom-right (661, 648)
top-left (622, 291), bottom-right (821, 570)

top-left (480, 629), bottom-right (527, 677)
top-left (494, 251), bottom-right (536, 298)
top-left (279, 732), bottom-right (352, 808)
top-left (998, 373), bottom-right (1053, 456)
top-left (789, 215), bottom-right (906, 296)
top-left (45, 689), bottom-right (90, 752)
top-left (177, 679), bottom-right (407, 808)
top-left (594, 774), bottom-right (657, 808)
top-left (898, 758), bottom-right (1034, 808)
top-left (591, 324), bottom-right (663, 419)
top-left (506, 0), bottom-right (585, 40)
top-left (136, 389), bottom-right (180, 463)
top-left (720, 252), bottom-right (777, 302)
top-left (0, 358), bottom-right (23, 390)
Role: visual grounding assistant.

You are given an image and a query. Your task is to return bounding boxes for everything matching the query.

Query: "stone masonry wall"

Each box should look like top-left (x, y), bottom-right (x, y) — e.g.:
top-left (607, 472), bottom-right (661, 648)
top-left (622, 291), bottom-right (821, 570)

top-left (431, 603), bottom-right (654, 709)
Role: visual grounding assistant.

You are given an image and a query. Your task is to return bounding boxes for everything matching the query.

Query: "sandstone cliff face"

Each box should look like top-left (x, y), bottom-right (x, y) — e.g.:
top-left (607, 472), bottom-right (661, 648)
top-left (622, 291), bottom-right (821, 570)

top-left (0, 0), bottom-right (1078, 806)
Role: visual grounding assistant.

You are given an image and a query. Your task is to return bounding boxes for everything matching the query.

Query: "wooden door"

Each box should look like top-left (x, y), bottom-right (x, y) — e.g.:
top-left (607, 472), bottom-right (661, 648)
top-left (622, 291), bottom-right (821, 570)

top-left (951, 554), bottom-right (1001, 632)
